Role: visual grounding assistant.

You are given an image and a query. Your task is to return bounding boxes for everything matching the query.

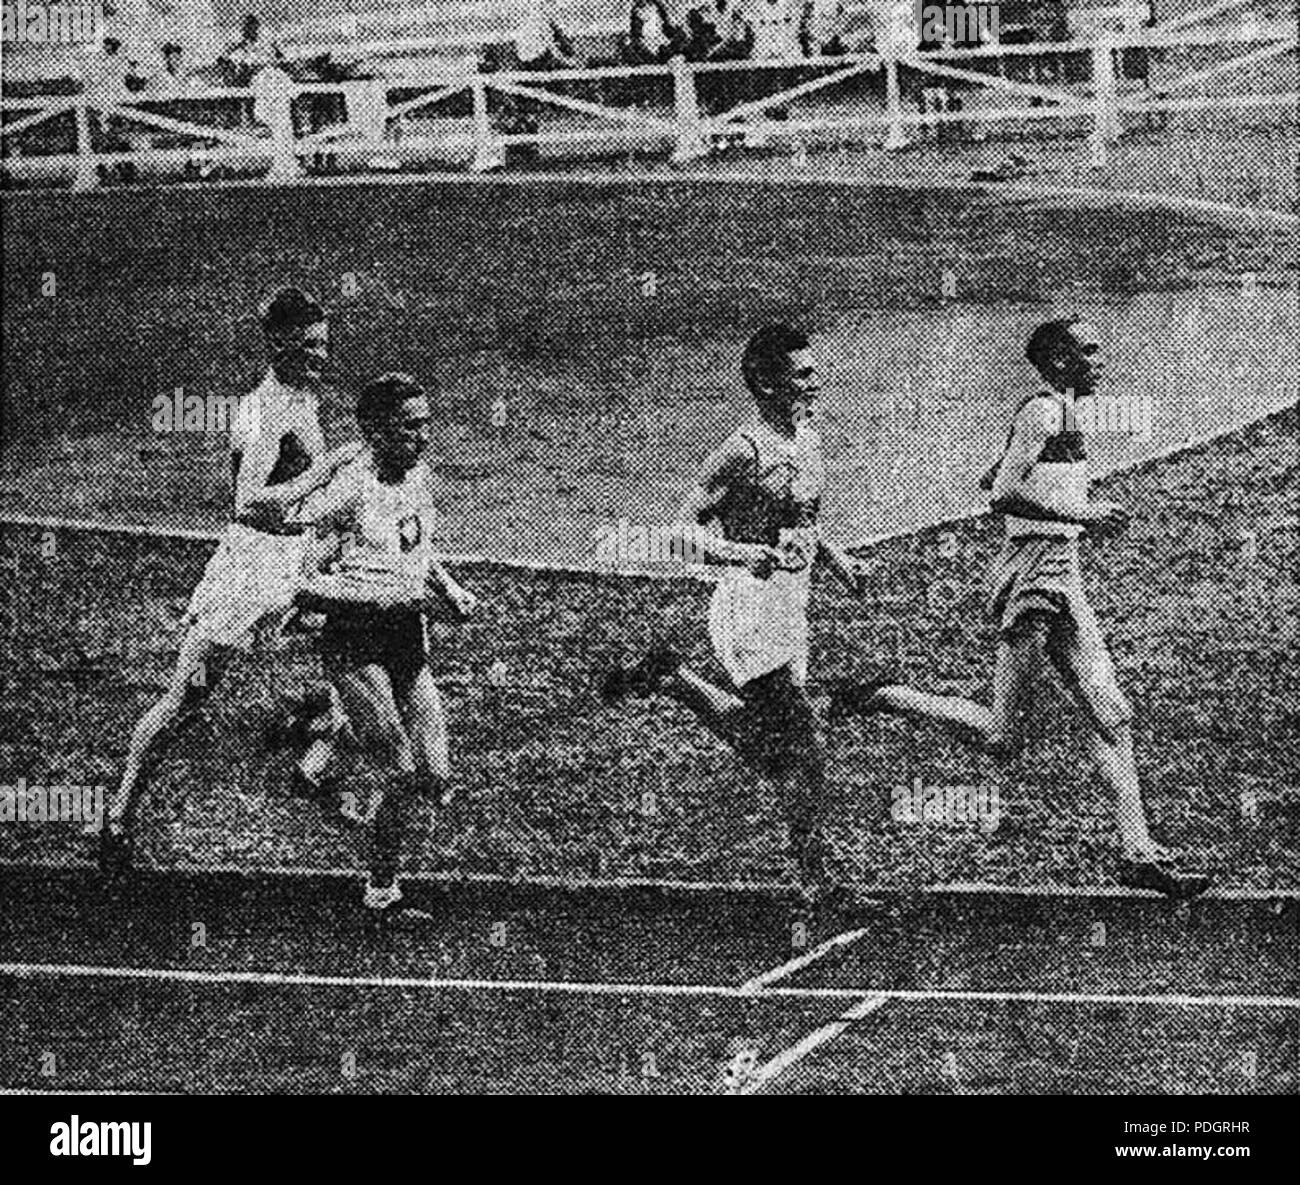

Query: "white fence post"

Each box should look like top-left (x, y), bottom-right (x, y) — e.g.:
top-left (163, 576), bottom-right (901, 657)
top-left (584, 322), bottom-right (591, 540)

top-left (253, 67), bottom-right (302, 180)
top-left (1090, 36), bottom-right (1121, 162)
top-left (883, 54), bottom-right (908, 150)
top-left (72, 100), bottom-right (98, 191)
top-left (670, 55), bottom-right (707, 163)
top-left (470, 74), bottom-right (503, 172)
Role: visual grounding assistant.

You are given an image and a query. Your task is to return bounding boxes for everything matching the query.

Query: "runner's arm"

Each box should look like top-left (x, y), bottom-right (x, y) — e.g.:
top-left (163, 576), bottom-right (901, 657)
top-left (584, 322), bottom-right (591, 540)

top-left (240, 441), bottom-right (365, 524)
top-left (817, 537), bottom-right (869, 594)
top-left (673, 437), bottom-right (785, 572)
top-left (425, 558), bottom-right (478, 619)
top-left (989, 399), bottom-right (1115, 526)
top-left (283, 462), bottom-right (361, 535)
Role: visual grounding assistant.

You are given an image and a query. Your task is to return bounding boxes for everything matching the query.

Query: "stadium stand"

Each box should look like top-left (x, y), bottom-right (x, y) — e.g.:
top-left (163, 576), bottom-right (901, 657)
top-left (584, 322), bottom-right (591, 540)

top-left (2, 1), bottom-right (1295, 191)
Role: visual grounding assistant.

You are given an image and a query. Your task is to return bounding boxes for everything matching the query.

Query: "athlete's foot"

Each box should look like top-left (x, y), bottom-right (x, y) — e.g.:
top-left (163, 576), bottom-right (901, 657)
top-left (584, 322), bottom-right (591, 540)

top-left (825, 672), bottom-right (897, 725)
top-left (1117, 845), bottom-right (1214, 899)
top-left (600, 644), bottom-right (682, 703)
top-left (97, 819), bottom-right (134, 879)
top-left (361, 877), bottom-right (435, 922)
top-left (793, 838), bottom-right (880, 922)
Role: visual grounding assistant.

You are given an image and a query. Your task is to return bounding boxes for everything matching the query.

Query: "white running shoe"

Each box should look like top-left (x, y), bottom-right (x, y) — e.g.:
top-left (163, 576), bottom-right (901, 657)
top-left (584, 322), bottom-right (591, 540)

top-left (362, 879), bottom-right (403, 911)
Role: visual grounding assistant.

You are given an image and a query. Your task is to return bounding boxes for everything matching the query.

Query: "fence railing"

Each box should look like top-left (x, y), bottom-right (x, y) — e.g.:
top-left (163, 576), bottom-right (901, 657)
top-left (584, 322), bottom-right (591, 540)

top-left (2, 16), bottom-right (1294, 191)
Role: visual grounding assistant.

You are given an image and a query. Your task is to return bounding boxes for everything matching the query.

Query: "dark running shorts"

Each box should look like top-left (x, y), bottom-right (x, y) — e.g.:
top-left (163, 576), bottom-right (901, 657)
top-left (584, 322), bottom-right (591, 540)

top-left (316, 600), bottom-right (429, 686)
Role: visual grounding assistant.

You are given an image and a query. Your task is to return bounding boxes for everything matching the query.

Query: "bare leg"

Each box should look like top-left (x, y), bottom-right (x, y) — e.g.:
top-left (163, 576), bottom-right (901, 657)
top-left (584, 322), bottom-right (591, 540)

top-left (297, 737), bottom-right (335, 785)
top-left (330, 664), bottom-right (416, 892)
top-left (666, 665), bottom-right (747, 740)
top-left (873, 624), bottom-right (1047, 757)
top-left (295, 686), bottom-right (345, 788)
top-left (608, 651), bottom-right (838, 889)
top-left (1048, 605), bottom-right (1156, 860)
top-left (1086, 723), bottom-right (1154, 859)
top-left (677, 666), bottom-right (835, 892)
top-left (398, 666), bottom-right (452, 803)
top-left (107, 628), bottom-right (222, 834)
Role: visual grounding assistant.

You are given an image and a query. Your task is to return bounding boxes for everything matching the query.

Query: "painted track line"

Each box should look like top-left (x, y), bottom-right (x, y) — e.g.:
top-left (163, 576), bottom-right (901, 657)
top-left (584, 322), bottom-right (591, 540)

top-left (2, 858), bottom-right (1296, 900)
top-left (0, 513), bottom-right (709, 583)
top-left (739, 927), bottom-right (871, 994)
top-left (739, 994), bottom-right (890, 1095)
top-left (2, 962), bottom-right (1297, 1010)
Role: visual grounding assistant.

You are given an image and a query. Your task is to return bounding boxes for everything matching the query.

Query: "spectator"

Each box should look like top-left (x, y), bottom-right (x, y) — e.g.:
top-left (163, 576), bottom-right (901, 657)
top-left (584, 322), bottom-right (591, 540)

top-left (692, 0), bottom-right (754, 119)
top-left (709, 0), bottom-right (755, 60)
top-left (221, 14), bottom-right (284, 87)
top-left (683, 6), bottom-right (722, 61)
top-left (868, 0), bottom-right (918, 54)
top-left (622, 0), bottom-right (680, 65)
top-left (150, 42), bottom-right (194, 96)
top-left (106, 0), bottom-right (161, 69)
top-left (512, 0), bottom-right (578, 72)
top-left (500, 1), bottom-right (580, 165)
top-left (1119, 0), bottom-right (1158, 89)
top-left (160, 0), bottom-right (222, 72)
top-left (86, 36), bottom-right (148, 181)
top-left (751, 0), bottom-right (803, 60)
top-left (801, 0), bottom-right (849, 57)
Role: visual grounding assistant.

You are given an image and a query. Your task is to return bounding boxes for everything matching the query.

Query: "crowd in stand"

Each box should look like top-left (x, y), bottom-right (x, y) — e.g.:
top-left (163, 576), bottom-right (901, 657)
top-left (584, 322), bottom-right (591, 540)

top-left (68, 1), bottom-right (1102, 99)
top-left (4, 1), bottom-right (1172, 180)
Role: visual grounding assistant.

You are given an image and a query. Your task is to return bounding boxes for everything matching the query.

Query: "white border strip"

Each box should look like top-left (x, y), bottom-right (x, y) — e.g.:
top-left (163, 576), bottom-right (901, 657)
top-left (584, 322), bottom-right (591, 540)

top-left (739, 928), bottom-right (871, 994)
top-left (1, 962), bottom-right (1296, 1009)
top-left (0, 1088), bottom-right (182, 1096)
top-left (739, 993), bottom-right (890, 1094)
top-left (1, 858), bottom-right (1295, 900)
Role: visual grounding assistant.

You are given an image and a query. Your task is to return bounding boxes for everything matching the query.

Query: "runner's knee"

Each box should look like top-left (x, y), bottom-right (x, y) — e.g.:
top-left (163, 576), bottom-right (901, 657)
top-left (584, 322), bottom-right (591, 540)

top-left (1088, 685), bottom-right (1133, 743)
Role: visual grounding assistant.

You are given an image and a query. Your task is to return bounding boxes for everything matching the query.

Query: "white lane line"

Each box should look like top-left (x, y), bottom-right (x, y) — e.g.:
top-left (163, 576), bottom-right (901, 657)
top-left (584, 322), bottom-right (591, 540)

top-left (2, 857), bottom-right (1296, 900)
top-left (739, 928), bottom-right (871, 995)
top-left (739, 994), bottom-right (891, 1095)
top-left (0, 513), bottom-right (708, 583)
top-left (0, 857), bottom-right (792, 895)
top-left (2, 963), bottom-right (1297, 1010)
